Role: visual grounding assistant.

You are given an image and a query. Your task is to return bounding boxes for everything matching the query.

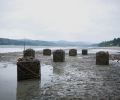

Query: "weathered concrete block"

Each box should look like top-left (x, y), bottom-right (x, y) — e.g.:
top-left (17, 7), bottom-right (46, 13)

top-left (96, 51), bottom-right (109, 65)
top-left (82, 49), bottom-right (88, 55)
top-left (23, 49), bottom-right (35, 58)
top-left (53, 49), bottom-right (65, 62)
top-left (43, 49), bottom-right (51, 56)
top-left (17, 58), bottom-right (40, 81)
top-left (69, 49), bottom-right (77, 56)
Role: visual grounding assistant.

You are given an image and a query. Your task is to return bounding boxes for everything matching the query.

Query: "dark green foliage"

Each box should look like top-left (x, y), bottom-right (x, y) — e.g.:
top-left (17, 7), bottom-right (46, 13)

top-left (99, 38), bottom-right (120, 47)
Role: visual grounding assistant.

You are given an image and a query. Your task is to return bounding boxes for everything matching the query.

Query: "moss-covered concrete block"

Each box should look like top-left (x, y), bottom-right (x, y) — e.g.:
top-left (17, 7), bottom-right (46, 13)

top-left (43, 49), bottom-right (51, 56)
top-left (23, 49), bottom-right (35, 58)
top-left (69, 49), bottom-right (77, 56)
top-left (17, 58), bottom-right (40, 81)
top-left (82, 49), bottom-right (88, 55)
top-left (53, 49), bottom-right (65, 62)
top-left (96, 51), bottom-right (109, 65)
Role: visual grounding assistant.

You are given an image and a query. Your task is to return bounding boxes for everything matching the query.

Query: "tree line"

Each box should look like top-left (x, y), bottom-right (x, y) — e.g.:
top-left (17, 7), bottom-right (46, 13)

top-left (99, 38), bottom-right (120, 47)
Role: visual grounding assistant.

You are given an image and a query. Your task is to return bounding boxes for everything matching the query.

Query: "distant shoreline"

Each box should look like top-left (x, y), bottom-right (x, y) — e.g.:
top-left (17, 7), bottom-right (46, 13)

top-left (0, 46), bottom-right (119, 54)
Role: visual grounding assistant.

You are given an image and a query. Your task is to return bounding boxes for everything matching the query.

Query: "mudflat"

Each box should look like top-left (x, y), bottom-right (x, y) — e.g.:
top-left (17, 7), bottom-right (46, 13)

top-left (0, 49), bottom-right (120, 100)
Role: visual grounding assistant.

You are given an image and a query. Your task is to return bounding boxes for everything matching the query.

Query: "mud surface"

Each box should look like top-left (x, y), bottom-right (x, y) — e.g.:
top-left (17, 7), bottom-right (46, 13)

top-left (0, 51), bottom-right (120, 100)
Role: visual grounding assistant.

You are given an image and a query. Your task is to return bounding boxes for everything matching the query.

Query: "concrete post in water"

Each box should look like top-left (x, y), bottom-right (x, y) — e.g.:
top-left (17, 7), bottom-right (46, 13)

top-left (23, 49), bottom-right (35, 58)
top-left (43, 49), bottom-right (51, 56)
top-left (53, 49), bottom-right (65, 62)
top-left (96, 51), bottom-right (109, 65)
top-left (69, 49), bottom-right (77, 56)
top-left (17, 49), bottom-right (40, 81)
top-left (82, 49), bottom-right (88, 55)
top-left (17, 58), bottom-right (40, 81)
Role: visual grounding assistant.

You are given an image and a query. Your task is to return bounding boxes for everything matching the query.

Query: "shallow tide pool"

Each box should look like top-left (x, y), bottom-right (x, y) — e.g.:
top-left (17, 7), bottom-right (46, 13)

top-left (0, 62), bottom-right (56, 100)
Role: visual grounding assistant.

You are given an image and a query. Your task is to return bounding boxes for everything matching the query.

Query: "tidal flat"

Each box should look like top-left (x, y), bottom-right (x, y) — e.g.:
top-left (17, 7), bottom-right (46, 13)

top-left (0, 47), bottom-right (120, 100)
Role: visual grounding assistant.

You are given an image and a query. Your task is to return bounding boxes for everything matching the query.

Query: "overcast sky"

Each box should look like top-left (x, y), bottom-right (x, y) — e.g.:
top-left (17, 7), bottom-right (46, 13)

top-left (0, 0), bottom-right (120, 43)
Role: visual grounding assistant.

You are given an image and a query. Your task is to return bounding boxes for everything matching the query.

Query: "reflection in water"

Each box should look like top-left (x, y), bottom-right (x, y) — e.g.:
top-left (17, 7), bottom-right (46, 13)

top-left (41, 64), bottom-right (53, 87)
top-left (17, 80), bottom-right (40, 100)
top-left (52, 62), bottom-right (66, 75)
top-left (17, 64), bottom-right (54, 99)
top-left (0, 61), bottom-right (66, 100)
top-left (0, 62), bottom-right (17, 100)
top-left (16, 63), bottom-right (66, 99)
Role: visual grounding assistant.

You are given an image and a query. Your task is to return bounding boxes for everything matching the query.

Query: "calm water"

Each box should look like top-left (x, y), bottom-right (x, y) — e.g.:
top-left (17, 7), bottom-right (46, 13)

top-left (0, 45), bottom-right (119, 54)
top-left (0, 45), bottom-right (76, 53)
top-left (0, 62), bottom-right (55, 100)
top-left (0, 62), bottom-right (17, 100)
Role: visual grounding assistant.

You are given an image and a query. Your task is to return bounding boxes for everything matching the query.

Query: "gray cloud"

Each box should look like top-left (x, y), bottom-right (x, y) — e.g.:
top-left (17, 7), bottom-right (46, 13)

top-left (0, 0), bottom-right (120, 42)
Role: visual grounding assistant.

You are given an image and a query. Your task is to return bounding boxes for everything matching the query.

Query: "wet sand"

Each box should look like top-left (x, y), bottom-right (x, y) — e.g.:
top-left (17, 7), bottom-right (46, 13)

top-left (0, 49), bottom-right (120, 100)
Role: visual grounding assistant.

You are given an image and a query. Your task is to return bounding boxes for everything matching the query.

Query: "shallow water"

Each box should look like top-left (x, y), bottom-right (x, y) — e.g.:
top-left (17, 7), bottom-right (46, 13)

top-left (0, 45), bottom-right (77, 53)
top-left (0, 45), bottom-right (119, 54)
top-left (0, 47), bottom-right (120, 99)
top-left (0, 62), bottom-right (17, 100)
top-left (88, 48), bottom-right (120, 54)
top-left (0, 62), bottom-right (60, 100)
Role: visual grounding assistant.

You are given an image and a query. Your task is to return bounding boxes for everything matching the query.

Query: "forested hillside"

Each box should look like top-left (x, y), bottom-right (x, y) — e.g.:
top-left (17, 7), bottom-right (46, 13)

top-left (99, 38), bottom-right (120, 47)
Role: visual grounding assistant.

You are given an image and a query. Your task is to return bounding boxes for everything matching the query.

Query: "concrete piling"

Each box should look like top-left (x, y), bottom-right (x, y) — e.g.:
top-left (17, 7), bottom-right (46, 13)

top-left (82, 49), bottom-right (88, 55)
top-left (43, 49), bottom-right (51, 56)
top-left (96, 51), bottom-right (109, 65)
top-left (69, 49), bottom-right (77, 56)
top-left (23, 49), bottom-right (35, 58)
top-left (53, 49), bottom-right (65, 62)
top-left (17, 49), bottom-right (40, 81)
